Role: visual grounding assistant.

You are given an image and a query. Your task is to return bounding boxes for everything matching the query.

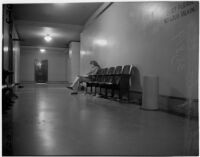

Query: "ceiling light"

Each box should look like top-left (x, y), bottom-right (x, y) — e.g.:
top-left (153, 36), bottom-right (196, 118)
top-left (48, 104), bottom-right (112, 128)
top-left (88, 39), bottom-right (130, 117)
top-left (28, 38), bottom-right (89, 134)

top-left (44, 34), bottom-right (52, 42)
top-left (40, 48), bottom-right (46, 53)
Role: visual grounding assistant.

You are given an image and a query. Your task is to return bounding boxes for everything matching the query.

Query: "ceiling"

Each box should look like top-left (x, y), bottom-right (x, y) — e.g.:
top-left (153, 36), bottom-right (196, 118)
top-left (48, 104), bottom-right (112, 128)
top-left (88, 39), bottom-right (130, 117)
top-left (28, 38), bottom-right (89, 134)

top-left (12, 3), bottom-right (103, 48)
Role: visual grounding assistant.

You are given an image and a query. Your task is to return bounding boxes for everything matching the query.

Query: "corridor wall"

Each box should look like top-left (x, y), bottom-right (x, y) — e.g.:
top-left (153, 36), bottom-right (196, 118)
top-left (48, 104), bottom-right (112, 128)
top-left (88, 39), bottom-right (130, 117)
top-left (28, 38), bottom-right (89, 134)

top-left (20, 47), bottom-right (68, 83)
top-left (80, 2), bottom-right (198, 99)
top-left (13, 26), bottom-right (21, 84)
top-left (3, 5), bottom-right (9, 71)
top-left (69, 42), bottom-right (80, 83)
top-left (3, 5), bottom-right (21, 84)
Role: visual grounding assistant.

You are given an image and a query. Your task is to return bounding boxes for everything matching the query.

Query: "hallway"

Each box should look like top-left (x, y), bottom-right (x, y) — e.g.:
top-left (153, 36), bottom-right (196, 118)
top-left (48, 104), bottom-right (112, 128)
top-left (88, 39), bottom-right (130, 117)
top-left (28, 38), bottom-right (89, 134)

top-left (11, 84), bottom-right (198, 155)
top-left (2, 2), bottom-right (199, 156)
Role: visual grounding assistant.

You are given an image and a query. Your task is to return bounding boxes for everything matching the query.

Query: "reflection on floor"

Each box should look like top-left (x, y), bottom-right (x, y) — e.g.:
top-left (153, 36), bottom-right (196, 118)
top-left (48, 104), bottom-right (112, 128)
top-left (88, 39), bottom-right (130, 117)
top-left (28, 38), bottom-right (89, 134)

top-left (9, 84), bottom-right (198, 155)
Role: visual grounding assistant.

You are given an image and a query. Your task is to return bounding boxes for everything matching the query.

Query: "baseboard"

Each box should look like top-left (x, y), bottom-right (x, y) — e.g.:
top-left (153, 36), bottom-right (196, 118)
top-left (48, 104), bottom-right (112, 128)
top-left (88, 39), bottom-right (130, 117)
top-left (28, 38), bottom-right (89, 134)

top-left (129, 90), bottom-right (198, 118)
top-left (47, 81), bottom-right (69, 84)
top-left (21, 81), bottom-right (69, 84)
top-left (21, 81), bottom-right (35, 84)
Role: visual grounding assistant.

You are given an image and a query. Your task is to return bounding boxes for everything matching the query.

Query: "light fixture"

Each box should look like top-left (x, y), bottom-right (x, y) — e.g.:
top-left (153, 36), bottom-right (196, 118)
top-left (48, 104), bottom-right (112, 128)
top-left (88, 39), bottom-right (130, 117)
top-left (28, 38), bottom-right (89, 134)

top-left (40, 48), bottom-right (46, 53)
top-left (44, 34), bottom-right (52, 42)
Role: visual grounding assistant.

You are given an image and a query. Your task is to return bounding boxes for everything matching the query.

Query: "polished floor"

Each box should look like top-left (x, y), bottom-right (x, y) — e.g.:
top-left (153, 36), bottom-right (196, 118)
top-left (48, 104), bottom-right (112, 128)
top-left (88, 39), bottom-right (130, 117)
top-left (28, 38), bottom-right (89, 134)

top-left (10, 84), bottom-right (198, 155)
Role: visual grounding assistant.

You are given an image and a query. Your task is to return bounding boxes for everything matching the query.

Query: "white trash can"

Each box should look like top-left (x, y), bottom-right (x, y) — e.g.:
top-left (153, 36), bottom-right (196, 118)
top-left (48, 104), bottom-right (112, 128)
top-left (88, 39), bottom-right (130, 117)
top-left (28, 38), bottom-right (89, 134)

top-left (142, 75), bottom-right (159, 110)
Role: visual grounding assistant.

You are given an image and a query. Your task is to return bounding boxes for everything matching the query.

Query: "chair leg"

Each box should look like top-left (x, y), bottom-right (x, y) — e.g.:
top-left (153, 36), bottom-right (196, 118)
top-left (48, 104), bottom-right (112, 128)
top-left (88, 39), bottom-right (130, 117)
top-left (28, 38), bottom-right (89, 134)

top-left (111, 88), bottom-right (114, 97)
top-left (128, 89), bottom-right (130, 102)
top-left (105, 87), bottom-right (108, 98)
top-left (119, 89), bottom-right (121, 100)
top-left (93, 86), bottom-right (96, 95)
top-left (100, 86), bottom-right (102, 95)
top-left (85, 86), bottom-right (88, 93)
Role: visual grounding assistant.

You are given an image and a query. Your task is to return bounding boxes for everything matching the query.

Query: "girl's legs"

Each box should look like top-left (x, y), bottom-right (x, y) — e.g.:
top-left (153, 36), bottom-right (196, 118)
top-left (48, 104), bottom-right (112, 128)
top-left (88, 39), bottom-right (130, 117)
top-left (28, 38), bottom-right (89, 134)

top-left (72, 79), bottom-right (80, 92)
top-left (70, 76), bottom-right (90, 94)
top-left (70, 76), bottom-right (81, 94)
top-left (70, 76), bottom-right (79, 88)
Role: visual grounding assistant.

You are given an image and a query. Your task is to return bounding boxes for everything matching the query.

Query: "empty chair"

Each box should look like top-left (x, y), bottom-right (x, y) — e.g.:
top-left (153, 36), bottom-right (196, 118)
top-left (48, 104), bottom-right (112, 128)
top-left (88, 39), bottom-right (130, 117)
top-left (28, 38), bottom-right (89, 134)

top-left (106, 65), bottom-right (122, 98)
top-left (106, 65), bottom-right (133, 101)
top-left (98, 67), bottom-right (115, 97)
top-left (85, 68), bottom-right (102, 93)
top-left (93, 68), bottom-right (108, 95)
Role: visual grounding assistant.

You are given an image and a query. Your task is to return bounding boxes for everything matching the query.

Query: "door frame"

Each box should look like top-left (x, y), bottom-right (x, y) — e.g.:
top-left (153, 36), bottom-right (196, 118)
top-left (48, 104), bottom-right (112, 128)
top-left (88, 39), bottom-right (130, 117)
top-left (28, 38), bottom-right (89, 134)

top-left (34, 59), bottom-right (48, 83)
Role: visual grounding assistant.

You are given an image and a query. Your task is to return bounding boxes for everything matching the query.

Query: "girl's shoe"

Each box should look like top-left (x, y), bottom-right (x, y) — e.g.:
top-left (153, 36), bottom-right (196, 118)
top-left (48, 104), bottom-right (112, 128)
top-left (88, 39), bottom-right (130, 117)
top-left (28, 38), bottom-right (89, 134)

top-left (71, 91), bottom-right (78, 95)
top-left (67, 86), bottom-right (73, 90)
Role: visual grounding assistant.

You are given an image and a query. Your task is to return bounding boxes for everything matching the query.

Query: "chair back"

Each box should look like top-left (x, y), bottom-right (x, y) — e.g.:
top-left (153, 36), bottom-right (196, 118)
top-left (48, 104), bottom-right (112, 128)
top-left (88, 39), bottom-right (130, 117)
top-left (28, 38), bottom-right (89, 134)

top-left (105, 67), bottom-right (115, 82)
top-left (103, 68), bottom-right (108, 74)
top-left (96, 68), bottom-right (102, 75)
top-left (120, 65), bottom-right (133, 88)
top-left (115, 66), bottom-right (122, 74)
top-left (95, 69), bottom-right (103, 81)
top-left (112, 66), bottom-right (122, 84)
top-left (101, 68), bottom-right (108, 82)
top-left (90, 68), bottom-right (101, 81)
top-left (107, 67), bottom-right (115, 75)
top-left (122, 65), bottom-right (132, 74)
top-left (97, 68), bottom-right (107, 82)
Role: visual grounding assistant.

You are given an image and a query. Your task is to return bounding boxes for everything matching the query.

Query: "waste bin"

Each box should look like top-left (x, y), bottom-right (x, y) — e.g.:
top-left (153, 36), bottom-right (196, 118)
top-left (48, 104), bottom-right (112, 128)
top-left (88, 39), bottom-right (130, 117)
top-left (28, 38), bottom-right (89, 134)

top-left (142, 75), bottom-right (159, 110)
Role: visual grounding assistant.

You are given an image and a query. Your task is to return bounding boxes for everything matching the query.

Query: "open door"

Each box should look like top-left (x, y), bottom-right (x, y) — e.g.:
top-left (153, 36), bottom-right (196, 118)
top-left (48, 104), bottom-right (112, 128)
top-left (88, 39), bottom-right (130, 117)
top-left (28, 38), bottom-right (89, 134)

top-left (35, 59), bottom-right (48, 83)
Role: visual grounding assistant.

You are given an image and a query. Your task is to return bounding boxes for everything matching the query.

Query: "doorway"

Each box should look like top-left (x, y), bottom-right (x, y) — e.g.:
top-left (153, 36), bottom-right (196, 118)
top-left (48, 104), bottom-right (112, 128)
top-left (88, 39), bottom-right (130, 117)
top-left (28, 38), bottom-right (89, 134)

top-left (35, 59), bottom-right (48, 83)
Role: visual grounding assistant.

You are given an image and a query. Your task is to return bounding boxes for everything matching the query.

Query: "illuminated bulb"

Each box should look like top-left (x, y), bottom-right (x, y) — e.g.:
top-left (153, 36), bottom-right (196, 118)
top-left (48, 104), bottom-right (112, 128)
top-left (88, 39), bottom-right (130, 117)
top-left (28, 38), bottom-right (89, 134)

top-left (44, 35), bottom-right (52, 42)
top-left (40, 48), bottom-right (46, 53)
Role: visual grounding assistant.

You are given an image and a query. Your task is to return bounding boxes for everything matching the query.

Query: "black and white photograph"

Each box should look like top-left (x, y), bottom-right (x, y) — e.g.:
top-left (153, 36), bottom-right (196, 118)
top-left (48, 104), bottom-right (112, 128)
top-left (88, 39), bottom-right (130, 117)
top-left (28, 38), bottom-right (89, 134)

top-left (2, 1), bottom-right (199, 156)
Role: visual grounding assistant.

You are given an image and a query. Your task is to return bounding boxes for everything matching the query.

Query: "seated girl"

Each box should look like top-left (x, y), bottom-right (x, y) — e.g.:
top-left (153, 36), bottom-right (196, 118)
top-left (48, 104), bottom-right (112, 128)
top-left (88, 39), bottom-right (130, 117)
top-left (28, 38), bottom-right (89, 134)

top-left (67, 60), bottom-right (101, 94)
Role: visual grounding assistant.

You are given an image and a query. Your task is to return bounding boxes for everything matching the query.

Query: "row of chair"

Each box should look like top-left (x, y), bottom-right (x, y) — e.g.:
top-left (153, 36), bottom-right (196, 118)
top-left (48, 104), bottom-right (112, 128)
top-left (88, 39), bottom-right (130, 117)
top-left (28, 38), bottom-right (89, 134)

top-left (2, 84), bottom-right (18, 114)
top-left (85, 65), bottom-right (133, 101)
top-left (2, 69), bottom-right (19, 114)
